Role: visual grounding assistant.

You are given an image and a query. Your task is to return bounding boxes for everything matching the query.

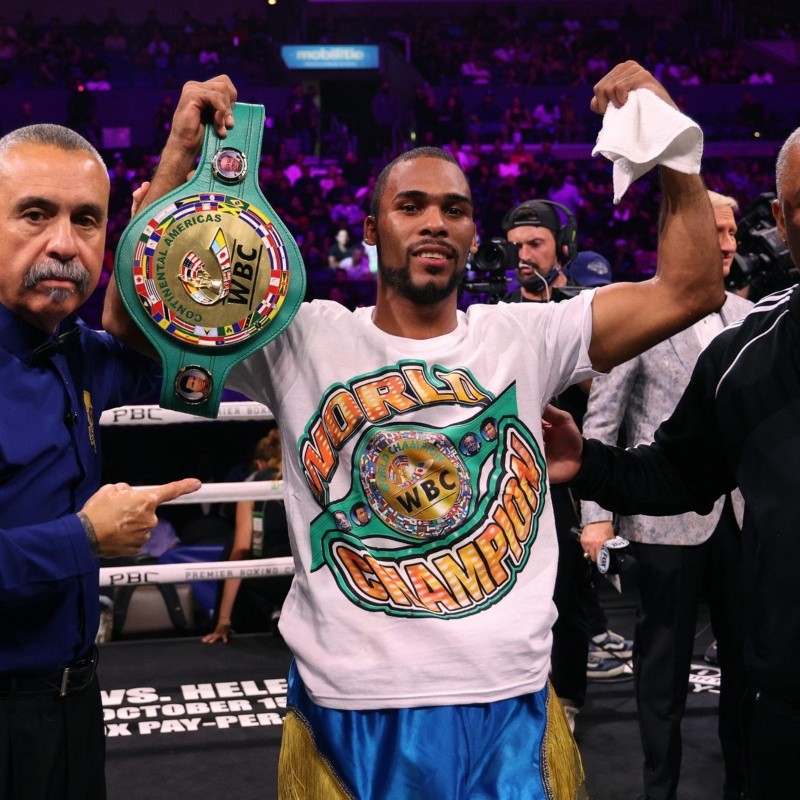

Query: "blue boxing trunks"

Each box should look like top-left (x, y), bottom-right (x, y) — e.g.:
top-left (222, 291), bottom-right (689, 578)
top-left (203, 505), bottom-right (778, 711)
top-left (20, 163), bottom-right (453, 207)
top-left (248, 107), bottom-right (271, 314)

top-left (278, 661), bottom-right (585, 799)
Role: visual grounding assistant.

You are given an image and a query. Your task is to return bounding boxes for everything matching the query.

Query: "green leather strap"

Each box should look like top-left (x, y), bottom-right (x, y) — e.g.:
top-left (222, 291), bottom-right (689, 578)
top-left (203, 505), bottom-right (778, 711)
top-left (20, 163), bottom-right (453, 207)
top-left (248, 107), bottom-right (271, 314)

top-left (115, 103), bottom-right (305, 418)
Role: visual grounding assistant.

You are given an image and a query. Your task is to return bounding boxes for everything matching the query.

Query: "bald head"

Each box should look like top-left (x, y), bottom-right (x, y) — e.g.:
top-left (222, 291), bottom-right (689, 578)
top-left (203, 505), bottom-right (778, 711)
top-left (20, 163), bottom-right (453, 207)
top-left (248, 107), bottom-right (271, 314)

top-left (776, 127), bottom-right (800, 201)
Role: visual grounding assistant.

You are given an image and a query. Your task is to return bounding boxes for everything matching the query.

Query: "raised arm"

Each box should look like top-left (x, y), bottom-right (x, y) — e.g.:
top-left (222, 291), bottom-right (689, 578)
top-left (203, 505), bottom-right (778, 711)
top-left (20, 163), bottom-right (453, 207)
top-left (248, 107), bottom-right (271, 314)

top-left (103, 75), bottom-right (238, 353)
top-left (142, 75), bottom-right (237, 207)
top-left (586, 62), bottom-right (725, 372)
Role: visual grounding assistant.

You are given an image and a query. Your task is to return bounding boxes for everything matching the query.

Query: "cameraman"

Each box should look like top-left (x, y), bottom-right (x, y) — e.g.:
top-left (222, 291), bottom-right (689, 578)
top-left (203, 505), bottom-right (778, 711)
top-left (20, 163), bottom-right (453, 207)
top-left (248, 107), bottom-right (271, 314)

top-left (501, 201), bottom-right (629, 735)
top-left (502, 200), bottom-right (578, 302)
top-left (579, 191), bottom-right (752, 800)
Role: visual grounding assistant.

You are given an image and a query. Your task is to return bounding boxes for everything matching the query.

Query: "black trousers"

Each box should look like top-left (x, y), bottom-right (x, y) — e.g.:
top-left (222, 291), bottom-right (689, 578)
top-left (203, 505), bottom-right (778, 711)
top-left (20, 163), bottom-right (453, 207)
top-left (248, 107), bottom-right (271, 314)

top-left (550, 483), bottom-right (593, 707)
top-left (742, 687), bottom-right (800, 799)
top-left (0, 673), bottom-right (106, 800)
top-left (630, 502), bottom-right (747, 800)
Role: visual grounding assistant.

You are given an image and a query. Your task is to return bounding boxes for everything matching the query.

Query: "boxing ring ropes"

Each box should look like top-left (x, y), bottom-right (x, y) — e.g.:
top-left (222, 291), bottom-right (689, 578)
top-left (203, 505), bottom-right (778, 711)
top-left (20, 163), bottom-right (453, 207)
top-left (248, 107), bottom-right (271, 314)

top-left (98, 401), bottom-right (295, 590)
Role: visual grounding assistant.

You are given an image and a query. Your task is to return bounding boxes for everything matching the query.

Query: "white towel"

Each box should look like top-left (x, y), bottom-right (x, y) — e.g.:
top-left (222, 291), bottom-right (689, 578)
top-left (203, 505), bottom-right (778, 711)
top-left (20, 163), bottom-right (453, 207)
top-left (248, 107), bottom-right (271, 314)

top-left (592, 89), bottom-right (703, 203)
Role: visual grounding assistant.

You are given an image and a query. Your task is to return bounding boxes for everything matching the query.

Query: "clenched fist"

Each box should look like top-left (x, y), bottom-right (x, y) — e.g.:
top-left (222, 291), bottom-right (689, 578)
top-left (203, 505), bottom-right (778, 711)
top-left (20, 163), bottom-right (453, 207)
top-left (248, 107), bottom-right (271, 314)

top-left (590, 60), bottom-right (678, 116)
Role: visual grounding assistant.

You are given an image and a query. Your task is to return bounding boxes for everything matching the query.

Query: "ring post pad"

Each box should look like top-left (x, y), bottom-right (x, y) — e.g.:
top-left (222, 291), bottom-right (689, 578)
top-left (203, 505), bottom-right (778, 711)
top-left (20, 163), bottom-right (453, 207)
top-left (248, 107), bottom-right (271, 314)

top-left (115, 103), bottom-right (305, 418)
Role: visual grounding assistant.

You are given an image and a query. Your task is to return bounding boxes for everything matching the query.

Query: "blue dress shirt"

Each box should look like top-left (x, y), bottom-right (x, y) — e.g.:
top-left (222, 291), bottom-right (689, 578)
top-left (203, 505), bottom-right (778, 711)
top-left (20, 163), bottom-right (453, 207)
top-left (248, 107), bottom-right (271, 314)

top-left (0, 304), bottom-right (161, 673)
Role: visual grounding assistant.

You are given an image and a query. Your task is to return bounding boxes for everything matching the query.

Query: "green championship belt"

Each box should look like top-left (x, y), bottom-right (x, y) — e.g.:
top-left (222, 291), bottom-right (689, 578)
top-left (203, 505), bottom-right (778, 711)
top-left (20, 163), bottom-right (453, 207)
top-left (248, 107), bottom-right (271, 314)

top-left (115, 103), bottom-right (305, 418)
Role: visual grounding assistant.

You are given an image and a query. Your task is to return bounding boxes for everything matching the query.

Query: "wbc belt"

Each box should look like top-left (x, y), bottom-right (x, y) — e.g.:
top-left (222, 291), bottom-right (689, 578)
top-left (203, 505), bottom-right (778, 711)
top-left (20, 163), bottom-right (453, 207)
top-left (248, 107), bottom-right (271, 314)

top-left (115, 103), bottom-right (305, 418)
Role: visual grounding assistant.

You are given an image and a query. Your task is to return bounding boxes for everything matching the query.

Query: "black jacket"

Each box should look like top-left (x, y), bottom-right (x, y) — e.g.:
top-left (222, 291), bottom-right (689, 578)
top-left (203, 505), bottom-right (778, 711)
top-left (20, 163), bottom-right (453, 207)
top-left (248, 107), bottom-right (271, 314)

top-left (571, 285), bottom-right (800, 708)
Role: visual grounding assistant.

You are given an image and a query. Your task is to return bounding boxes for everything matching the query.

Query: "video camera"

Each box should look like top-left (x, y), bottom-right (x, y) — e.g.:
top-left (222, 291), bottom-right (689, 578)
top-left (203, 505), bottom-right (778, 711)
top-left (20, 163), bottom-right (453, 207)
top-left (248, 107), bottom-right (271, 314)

top-left (461, 238), bottom-right (517, 300)
top-left (725, 193), bottom-right (798, 301)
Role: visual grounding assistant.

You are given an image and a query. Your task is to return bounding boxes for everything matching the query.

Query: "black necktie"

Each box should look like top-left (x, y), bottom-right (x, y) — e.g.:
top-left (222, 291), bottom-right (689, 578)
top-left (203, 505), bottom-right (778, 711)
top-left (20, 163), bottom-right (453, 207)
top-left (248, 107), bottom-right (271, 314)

top-left (29, 326), bottom-right (80, 368)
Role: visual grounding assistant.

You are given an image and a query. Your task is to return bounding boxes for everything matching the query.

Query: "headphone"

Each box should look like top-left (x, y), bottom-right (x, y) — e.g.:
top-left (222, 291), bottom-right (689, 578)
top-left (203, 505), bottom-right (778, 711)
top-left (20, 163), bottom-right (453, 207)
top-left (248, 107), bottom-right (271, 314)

top-left (501, 199), bottom-right (578, 268)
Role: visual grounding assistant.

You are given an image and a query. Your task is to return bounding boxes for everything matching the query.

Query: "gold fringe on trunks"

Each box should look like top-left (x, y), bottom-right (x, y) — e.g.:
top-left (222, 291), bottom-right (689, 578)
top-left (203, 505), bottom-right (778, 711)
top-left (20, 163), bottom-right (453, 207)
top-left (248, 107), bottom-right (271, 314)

top-left (278, 708), bottom-right (354, 800)
top-left (278, 687), bottom-right (586, 799)
top-left (543, 683), bottom-right (589, 800)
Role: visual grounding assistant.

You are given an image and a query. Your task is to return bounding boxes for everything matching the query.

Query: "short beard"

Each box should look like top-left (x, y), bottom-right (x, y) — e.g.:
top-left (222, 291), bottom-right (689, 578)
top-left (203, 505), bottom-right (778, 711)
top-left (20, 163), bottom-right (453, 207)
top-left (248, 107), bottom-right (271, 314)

top-left (377, 238), bottom-right (464, 306)
top-left (23, 259), bottom-right (91, 304)
top-left (519, 270), bottom-right (547, 294)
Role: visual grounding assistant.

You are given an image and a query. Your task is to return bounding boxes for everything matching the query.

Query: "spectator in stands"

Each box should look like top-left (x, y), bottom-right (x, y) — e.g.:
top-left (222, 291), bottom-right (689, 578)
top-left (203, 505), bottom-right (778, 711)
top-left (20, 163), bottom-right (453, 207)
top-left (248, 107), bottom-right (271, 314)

top-left (339, 245), bottom-right (373, 280)
top-left (503, 94), bottom-right (534, 143)
top-left (341, 149), bottom-right (371, 191)
top-left (319, 164), bottom-right (343, 199)
top-left (283, 152), bottom-right (306, 186)
top-left (307, 195), bottom-right (332, 238)
top-left (370, 80), bottom-right (399, 158)
top-left (549, 170), bottom-right (583, 215)
top-left (443, 139), bottom-right (471, 172)
top-left (468, 89), bottom-right (504, 144)
top-left (145, 90), bottom-right (170, 144)
top-left (0, 18), bottom-right (17, 87)
top-left (610, 236), bottom-right (638, 281)
top-left (436, 86), bottom-right (467, 143)
top-left (285, 83), bottom-right (318, 156)
top-left (197, 32), bottom-right (221, 70)
top-left (532, 99), bottom-right (561, 141)
top-left (65, 78), bottom-right (99, 147)
top-left (747, 67), bottom-right (774, 85)
top-left (299, 229), bottom-right (326, 272)
top-left (102, 22), bottom-right (128, 55)
top-left (291, 162), bottom-right (319, 200)
top-left (557, 94), bottom-right (585, 142)
top-left (738, 92), bottom-right (767, 135)
top-left (413, 83), bottom-right (438, 143)
top-left (330, 192), bottom-right (366, 235)
top-left (508, 141), bottom-right (534, 170)
top-left (460, 51), bottom-right (492, 85)
top-left (145, 29), bottom-right (170, 71)
top-left (328, 228), bottom-right (355, 270)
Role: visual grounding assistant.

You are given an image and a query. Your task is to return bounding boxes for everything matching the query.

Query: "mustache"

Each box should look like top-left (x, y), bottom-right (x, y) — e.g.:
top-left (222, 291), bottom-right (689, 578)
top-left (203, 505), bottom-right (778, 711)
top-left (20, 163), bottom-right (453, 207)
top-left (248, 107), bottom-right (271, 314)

top-left (23, 259), bottom-right (91, 298)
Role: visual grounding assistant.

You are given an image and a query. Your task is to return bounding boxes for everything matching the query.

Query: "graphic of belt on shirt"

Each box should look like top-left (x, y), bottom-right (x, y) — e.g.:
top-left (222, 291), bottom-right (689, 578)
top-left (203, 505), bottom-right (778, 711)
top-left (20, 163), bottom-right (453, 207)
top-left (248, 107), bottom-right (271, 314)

top-left (309, 384), bottom-right (548, 618)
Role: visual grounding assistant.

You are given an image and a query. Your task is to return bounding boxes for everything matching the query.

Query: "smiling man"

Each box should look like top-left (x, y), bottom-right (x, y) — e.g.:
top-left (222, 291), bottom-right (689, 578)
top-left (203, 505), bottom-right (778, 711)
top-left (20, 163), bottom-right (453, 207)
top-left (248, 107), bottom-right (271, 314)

top-left (105, 62), bottom-right (726, 800)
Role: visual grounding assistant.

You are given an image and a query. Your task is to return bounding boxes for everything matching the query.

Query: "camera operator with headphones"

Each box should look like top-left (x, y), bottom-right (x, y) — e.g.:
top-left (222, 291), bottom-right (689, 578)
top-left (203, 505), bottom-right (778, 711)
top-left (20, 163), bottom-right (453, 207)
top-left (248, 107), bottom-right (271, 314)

top-left (499, 200), bottom-right (630, 735)
top-left (502, 200), bottom-right (581, 303)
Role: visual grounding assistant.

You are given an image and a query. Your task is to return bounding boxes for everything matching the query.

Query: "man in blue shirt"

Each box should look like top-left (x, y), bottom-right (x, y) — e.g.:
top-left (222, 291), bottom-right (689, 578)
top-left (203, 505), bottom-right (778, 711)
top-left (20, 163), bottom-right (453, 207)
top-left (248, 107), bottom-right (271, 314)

top-left (0, 114), bottom-right (210, 796)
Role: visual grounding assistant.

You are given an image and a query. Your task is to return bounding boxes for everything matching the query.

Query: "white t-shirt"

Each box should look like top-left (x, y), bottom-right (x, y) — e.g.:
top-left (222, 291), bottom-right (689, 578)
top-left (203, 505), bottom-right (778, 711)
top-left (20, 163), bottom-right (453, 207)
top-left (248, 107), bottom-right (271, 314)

top-left (228, 293), bottom-right (597, 710)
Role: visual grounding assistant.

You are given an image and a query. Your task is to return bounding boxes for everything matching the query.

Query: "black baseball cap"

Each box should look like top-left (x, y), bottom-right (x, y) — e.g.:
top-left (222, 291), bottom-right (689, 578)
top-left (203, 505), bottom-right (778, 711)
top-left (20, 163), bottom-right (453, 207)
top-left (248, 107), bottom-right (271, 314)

top-left (501, 200), bottom-right (561, 234)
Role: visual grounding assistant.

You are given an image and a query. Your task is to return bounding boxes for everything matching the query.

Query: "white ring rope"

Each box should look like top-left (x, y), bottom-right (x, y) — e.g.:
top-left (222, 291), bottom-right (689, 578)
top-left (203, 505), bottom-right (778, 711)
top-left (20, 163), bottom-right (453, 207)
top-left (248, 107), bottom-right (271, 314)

top-left (99, 403), bottom-right (288, 588)
top-left (99, 557), bottom-right (295, 587)
top-left (100, 401), bottom-right (274, 426)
